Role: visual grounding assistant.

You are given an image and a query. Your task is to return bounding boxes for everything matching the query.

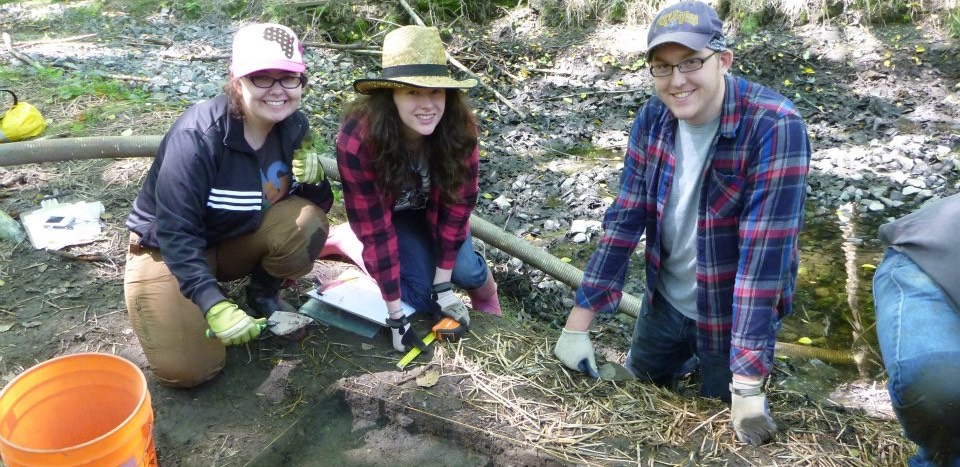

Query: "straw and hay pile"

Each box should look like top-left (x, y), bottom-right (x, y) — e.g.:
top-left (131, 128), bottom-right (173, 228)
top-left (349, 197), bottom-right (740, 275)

top-left (337, 321), bottom-right (908, 466)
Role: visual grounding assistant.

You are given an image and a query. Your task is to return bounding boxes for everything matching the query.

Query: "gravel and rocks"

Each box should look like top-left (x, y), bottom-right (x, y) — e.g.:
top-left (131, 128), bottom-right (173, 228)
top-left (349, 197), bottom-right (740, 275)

top-left (3, 4), bottom-right (959, 315)
top-left (1, 5), bottom-right (956, 464)
top-left (5, 5), bottom-right (958, 214)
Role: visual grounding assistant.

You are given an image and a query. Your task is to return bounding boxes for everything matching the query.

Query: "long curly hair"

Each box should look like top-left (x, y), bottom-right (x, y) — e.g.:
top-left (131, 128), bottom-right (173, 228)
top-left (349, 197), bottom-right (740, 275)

top-left (342, 89), bottom-right (477, 203)
top-left (224, 78), bottom-right (245, 120)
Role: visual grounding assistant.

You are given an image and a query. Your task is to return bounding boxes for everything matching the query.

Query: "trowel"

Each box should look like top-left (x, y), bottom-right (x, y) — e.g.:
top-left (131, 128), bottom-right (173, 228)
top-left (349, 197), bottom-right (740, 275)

top-left (266, 310), bottom-right (314, 337)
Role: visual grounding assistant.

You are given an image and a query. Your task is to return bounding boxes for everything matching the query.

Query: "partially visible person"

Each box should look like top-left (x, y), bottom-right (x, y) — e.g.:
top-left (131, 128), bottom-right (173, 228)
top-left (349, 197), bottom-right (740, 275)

top-left (552, 0), bottom-right (811, 446)
top-left (335, 25), bottom-right (500, 352)
top-left (124, 23), bottom-right (332, 388)
top-left (873, 193), bottom-right (960, 467)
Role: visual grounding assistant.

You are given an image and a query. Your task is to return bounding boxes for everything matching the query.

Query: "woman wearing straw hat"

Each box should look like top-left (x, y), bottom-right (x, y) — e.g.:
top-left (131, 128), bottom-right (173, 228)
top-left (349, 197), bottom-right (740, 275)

top-left (124, 23), bottom-right (332, 387)
top-left (335, 25), bottom-right (501, 352)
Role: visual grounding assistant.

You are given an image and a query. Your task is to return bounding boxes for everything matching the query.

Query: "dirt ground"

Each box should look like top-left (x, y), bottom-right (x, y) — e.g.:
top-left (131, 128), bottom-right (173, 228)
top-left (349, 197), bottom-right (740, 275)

top-left (3, 3), bottom-right (960, 466)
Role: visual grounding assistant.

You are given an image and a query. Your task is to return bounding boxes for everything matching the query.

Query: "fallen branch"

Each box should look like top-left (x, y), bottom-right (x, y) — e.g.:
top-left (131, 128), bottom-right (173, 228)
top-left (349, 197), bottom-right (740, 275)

top-left (45, 249), bottom-right (114, 263)
top-left (548, 87), bottom-right (647, 100)
top-left (302, 41), bottom-right (371, 51)
top-left (3, 32), bottom-right (151, 83)
top-left (397, 0), bottom-right (526, 119)
top-left (530, 68), bottom-right (571, 75)
top-left (159, 52), bottom-right (229, 62)
top-left (18, 33), bottom-right (97, 47)
top-left (302, 41), bottom-right (380, 56)
top-left (97, 72), bottom-right (152, 83)
top-left (142, 36), bottom-right (173, 47)
top-left (2, 32), bottom-right (43, 70)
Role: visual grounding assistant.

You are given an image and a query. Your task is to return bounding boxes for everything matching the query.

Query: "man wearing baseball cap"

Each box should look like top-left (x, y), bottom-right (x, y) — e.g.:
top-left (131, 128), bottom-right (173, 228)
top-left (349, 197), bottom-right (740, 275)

top-left (554, 1), bottom-right (811, 446)
top-left (124, 23), bottom-right (333, 388)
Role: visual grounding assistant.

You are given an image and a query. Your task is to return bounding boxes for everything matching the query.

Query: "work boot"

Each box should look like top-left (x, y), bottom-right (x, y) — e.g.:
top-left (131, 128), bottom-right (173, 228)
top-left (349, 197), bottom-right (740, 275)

top-left (245, 265), bottom-right (295, 319)
top-left (467, 269), bottom-right (502, 316)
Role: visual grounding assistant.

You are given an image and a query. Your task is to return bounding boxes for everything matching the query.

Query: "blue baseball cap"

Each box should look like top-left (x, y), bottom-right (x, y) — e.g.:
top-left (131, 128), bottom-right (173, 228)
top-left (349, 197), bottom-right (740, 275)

top-left (646, 1), bottom-right (726, 59)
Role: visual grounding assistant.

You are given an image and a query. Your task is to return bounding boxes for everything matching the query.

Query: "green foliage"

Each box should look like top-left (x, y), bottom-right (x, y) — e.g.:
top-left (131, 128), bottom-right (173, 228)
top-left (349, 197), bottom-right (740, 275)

top-left (947, 6), bottom-right (960, 38)
top-left (23, 67), bottom-right (148, 103)
top-left (850, 0), bottom-right (924, 24)
top-left (98, 0), bottom-right (251, 21)
top-left (2, 64), bottom-right (161, 136)
top-left (413, 0), bottom-right (502, 23)
top-left (55, 73), bottom-right (149, 102)
top-left (847, 0), bottom-right (924, 23)
top-left (98, 0), bottom-right (158, 17)
top-left (177, 0), bottom-right (203, 19)
top-left (608, 0), bottom-right (627, 23)
top-left (62, 2), bottom-right (103, 22)
top-left (740, 13), bottom-right (761, 35)
top-left (544, 196), bottom-right (564, 209)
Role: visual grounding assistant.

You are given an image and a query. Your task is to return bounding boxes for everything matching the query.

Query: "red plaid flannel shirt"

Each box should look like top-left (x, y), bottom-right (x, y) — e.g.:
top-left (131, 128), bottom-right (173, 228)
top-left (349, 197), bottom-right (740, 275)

top-left (335, 115), bottom-right (480, 302)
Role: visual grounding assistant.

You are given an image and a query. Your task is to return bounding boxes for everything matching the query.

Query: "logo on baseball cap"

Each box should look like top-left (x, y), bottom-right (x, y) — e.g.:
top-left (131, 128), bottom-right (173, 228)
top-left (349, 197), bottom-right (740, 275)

top-left (646, 1), bottom-right (726, 59)
top-left (229, 23), bottom-right (306, 78)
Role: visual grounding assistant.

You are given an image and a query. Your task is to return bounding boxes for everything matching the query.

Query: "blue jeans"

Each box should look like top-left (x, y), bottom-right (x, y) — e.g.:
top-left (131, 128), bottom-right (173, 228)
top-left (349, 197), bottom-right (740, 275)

top-left (394, 210), bottom-right (489, 313)
top-left (874, 248), bottom-right (960, 467)
top-left (625, 292), bottom-right (732, 402)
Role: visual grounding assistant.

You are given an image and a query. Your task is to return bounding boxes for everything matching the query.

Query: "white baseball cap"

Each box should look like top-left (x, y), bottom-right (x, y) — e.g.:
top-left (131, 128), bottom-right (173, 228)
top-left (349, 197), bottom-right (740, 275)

top-left (229, 23), bottom-right (306, 78)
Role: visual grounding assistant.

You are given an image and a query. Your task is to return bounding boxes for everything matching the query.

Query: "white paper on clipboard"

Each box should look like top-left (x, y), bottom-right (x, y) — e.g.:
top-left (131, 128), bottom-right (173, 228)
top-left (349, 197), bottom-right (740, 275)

top-left (307, 270), bottom-right (415, 326)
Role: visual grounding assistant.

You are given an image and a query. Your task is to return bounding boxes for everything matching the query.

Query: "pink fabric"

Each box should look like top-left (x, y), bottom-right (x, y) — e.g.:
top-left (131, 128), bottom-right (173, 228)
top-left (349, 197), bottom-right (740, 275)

top-left (468, 273), bottom-right (501, 316)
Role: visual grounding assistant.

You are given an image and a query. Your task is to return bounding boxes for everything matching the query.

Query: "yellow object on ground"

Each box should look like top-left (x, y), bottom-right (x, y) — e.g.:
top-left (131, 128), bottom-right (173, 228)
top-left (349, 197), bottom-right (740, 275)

top-left (0, 90), bottom-right (45, 143)
top-left (396, 332), bottom-right (437, 370)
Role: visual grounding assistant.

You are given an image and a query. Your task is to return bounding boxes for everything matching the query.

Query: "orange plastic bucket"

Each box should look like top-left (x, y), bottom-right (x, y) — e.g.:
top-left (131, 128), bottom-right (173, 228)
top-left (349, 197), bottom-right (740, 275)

top-left (0, 353), bottom-right (157, 466)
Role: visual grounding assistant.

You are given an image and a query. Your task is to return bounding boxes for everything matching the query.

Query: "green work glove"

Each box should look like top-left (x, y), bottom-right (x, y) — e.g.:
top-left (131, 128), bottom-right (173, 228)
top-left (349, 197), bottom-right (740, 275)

top-left (731, 378), bottom-right (778, 446)
top-left (553, 328), bottom-right (600, 378)
top-left (292, 135), bottom-right (325, 184)
top-left (205, 300), bottom-right (267, 346)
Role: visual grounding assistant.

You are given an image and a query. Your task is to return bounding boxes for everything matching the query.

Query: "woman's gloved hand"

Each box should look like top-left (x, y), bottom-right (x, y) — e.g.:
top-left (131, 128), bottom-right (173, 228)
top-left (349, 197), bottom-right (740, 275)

top-left (205, 300), bottom-right (267, 346)
top-left (431, 282), bottom-right (470, 327)
top-left (731, 377), bottom-right (778, 445)
top-left (292, 136), bottom-right (325, 184)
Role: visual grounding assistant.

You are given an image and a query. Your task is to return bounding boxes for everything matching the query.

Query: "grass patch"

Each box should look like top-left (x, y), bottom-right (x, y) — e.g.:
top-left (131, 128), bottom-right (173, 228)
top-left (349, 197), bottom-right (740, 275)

top-left (1, 65), bottom-right (186, 137)
top-left (946, 4), bottom-right (960, 37)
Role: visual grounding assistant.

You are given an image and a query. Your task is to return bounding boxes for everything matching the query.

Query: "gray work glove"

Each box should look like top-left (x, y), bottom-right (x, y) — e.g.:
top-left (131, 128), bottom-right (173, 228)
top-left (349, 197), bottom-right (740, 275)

top-left (553, 328), bottom-right (600, 378)
top-left (432, 282), bottom-right (470, 327)
top-left (731, 378), bottom-right (778, 446)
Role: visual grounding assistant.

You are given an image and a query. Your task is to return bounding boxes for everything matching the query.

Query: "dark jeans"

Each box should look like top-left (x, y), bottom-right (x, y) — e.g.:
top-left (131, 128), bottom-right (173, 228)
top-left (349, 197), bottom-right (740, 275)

top-left (625, 292), bottom-right (732, 402)
top-left (393, 210), bottom-right (489, 313)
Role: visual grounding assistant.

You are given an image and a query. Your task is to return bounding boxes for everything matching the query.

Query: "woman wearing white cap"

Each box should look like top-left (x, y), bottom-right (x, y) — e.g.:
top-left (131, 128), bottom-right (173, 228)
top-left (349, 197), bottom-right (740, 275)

top-left (334, 25), bottom-right (501, 352)
top-left (123, 23), bottom-right (332, 387)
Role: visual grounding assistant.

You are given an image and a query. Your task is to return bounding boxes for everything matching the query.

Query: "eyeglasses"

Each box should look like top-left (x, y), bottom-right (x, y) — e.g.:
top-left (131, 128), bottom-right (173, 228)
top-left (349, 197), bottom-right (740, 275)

top-left (648, 51), bottom-right (719, 78)
top-left (246, 75), bottom-right (305, 89)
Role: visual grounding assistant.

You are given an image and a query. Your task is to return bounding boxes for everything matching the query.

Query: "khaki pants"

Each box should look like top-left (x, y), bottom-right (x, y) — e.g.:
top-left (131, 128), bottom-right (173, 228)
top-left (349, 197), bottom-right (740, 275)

top-left (123, 196), bottom-right (328, 388)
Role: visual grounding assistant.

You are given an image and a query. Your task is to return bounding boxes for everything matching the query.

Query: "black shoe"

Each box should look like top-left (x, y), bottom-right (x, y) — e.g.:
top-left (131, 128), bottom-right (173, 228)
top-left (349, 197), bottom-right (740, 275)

top-left (245, 265), bottom-right (290, 319)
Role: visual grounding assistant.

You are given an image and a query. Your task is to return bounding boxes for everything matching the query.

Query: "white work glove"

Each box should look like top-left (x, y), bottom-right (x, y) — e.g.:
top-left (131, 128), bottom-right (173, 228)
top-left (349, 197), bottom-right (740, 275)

top-left (386, 312), bottom-right (429, 353)
top-left (553, 328), bottom-right (600, 378)
top-left (731, 378), bottom-right (778, 446)
top-left (431, 282), bottom-right (470, 327)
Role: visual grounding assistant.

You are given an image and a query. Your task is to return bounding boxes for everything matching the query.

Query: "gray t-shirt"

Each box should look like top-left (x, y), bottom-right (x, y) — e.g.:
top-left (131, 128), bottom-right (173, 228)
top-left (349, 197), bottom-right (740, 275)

top-left (878, 193), bottom-right (960, 310)
top-left (657, 116), bottom-right (720, 319)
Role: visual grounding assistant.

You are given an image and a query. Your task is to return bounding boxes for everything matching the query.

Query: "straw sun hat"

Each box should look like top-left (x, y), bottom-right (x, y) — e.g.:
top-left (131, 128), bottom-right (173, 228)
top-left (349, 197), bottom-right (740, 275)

top-left (353, 26), bottom-right (478, 94)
